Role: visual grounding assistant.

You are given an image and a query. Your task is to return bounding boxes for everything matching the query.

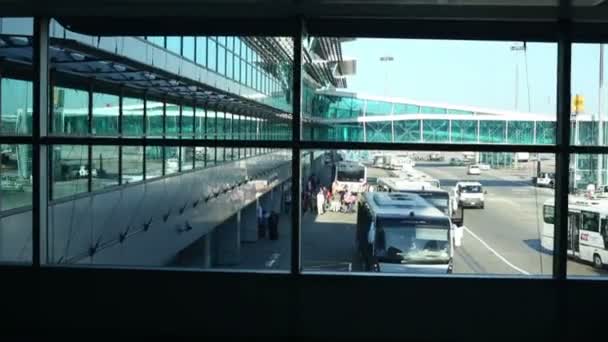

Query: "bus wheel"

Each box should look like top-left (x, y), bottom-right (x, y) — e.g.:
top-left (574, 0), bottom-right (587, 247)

top-left (593, 254), bottom-right (603, 269)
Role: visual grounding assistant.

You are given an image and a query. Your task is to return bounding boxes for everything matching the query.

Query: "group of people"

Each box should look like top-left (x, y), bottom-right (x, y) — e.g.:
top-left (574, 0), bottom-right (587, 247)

top-left (302, 173), bottom-right (357, 215)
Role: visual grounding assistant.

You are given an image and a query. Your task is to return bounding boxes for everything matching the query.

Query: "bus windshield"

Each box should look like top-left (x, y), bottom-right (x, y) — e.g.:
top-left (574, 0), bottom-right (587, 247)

top-left (337, 169), bottom-right (365, 182)
top-left (375, 218), bottom-right (449, 264)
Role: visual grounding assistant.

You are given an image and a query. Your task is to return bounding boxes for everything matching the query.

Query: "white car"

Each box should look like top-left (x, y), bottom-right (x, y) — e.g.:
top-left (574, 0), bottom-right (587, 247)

top-left (467, 165), bottom-right (481, 175)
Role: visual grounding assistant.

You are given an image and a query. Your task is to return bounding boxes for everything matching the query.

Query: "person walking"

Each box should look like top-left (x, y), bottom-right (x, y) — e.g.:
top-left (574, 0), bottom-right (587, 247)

top-left (269, 211), bottom-right (279, 240)
top-left (316, 188), bottom-right (325, 215)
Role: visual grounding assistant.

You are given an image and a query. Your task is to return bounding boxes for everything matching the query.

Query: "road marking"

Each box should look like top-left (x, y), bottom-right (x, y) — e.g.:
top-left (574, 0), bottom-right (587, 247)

top-left (265, 253), bottom-right (280, 268)
top-left (463, 227), bottom-right (531, 275)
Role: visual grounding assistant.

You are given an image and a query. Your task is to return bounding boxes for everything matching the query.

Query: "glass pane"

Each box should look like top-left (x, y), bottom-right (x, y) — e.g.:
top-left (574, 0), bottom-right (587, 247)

top-left (566, 153), bottom-right (608, 277)
top-left (195, 107), bottom-right (205, 139)
top-left (194, 146), bottom-right (206, 169)
top-left (571, 43), bottom-right (608, 146)
top-left (196, 37), bottom-right (207, 66)
top-left (51, 145), bottom-right (88, 200)
top-left (165, 146), bottom-right (179, 175)
top-left (122, 146), bottom-right (143, 184)
top-left (227, 52), bottom-right (234, 80)
top-left (52, 87), bottom-right (89, 136)
top-left (92, 93), bottom-right (119, 136)
top-left (166, 36), bottom-right (181, 54)
top-left (1, 144), bottom-right (32, 210)
top-left (302, 149), bottom-right (554, 276)
top-left (208, 38), bottom-right (217, 72)
top-left (181, 106), bottom-right (194, 138)
top-left (147, 36), bottom-right (165, 47)
top-left (181, 147), bottom-right (194, 171)
top-left (91, 145), bottom-right (119, 191)
top-left (165, 103), bottom-right (179, 138)
top-left (218, 46), bottom-right (226, 76)
top-left (0, 144), bottom-right (32, 264)
top-left (122, 97), bottom-right (144, 137)
top-left (146, 100), bottom-right (164, 137)
top-left (1, 78), bottom-right (33, 135)
top-left (183, 36), bottom-right (195, 61)
top-left (305, 38), bottom-right (557, 144)
top-left (145, 146), bottom-right (163, 179)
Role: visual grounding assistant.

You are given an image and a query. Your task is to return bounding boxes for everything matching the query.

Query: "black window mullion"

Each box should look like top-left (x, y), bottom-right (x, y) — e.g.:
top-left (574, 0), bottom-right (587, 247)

top-left (554, 32), bottom-right (571, 281)
top-left (118, 88), bottom-right (123, 185)
top-left (291, 21), bottom-right (303, 276)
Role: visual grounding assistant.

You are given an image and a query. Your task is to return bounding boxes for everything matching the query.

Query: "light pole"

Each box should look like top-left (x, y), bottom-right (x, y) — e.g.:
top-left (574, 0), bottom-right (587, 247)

top-left (510, 44), bottom-right (526, 111)
top-left (380, 56), bottom-right (394, 97)
top-left (511, 43), bottom-right (528, 168)
top-left (598, 44), bottom-right (605, 187)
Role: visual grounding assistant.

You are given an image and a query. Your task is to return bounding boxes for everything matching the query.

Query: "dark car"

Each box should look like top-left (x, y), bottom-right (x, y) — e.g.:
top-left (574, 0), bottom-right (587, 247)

top-left (450, 158), bottom-right (465, 166)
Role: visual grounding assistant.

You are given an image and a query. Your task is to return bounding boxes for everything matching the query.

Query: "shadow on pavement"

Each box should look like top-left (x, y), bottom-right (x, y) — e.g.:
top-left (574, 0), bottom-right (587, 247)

top-left (523, 239), bottom-right (552, 255)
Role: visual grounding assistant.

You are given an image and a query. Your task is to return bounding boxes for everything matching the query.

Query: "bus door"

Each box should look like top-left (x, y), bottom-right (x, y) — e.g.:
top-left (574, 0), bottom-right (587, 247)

top-left (602, 216), bottom-right (608, 249)
top-left (568, 211), bottom-right (581, 254)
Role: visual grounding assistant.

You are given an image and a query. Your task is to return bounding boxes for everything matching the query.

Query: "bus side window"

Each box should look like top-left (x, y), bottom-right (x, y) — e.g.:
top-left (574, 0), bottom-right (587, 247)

top-left (582, 211), bottom-right (600, 232)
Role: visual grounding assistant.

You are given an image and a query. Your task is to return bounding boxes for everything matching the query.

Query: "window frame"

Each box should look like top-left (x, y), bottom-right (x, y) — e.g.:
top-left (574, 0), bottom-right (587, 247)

top-left (0, 14), bottom-right (605, 287)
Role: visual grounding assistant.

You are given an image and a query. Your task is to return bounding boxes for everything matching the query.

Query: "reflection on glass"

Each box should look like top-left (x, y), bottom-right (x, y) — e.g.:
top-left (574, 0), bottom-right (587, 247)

top-left (166, 102), bottom-right (179, 138)
top-left (91, 146), bottom-right (119, 191)
top-left (145, 146), bottom-right (163, 179)
top-left (181, 147), bottom-right (194, 171)
top-left (147, 100), bottom-right (164, 137)
top-left (0, 144), bottom-right (32, 210)
top-left (52, 87), bottom-right (88, 136)
top-left (92, 93), bottom-right (119, 136)
top-left (122, 146), bottom-right (143, 184)
top-left (165, 146), bottom-right (180, 175)
top-left (51, 145), bottom-right (88, 200)
top-left (182, 106), bottom-right (194, 138)
top-left (1, 78), bottom-right (32, 135)
top-left (122, 97), bottom-right (144, 137)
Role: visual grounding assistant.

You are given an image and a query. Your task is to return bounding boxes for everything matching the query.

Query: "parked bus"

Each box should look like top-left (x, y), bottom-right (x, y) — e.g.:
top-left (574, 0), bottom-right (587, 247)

top-left (335, 160), bottom-right (368, 194)
top-left (541, 197), bottom-right (608, 269)
top-left (356, 192), bottom-right (455, 274)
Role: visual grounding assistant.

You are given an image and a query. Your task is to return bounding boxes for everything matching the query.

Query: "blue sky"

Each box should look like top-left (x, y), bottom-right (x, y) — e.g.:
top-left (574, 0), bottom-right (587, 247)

top-left (341, 39), bottom-right (606, 117)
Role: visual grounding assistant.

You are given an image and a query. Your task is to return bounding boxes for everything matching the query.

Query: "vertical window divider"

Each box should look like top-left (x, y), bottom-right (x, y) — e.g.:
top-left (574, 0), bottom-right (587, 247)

top-left (33, 16), bottom-right (50, 267)
top-left (142, 92), bottom-right (147, 180)
top-left (291, 18), bottom-right (304, 276)
top-left (179, 102), bottom-right (183, 172)
top-left (204, 105), bottom-right (208, 168)
top-left (118, 87), bottom-right (123, 185)
top-left (87, 84), bottom-right (93, 193)
top-left (162, 99), bottom-right (166, 176)
top-left (193, 104), bottom-right (196, 170)
top-left (554, 28), bottom-right (571, 281)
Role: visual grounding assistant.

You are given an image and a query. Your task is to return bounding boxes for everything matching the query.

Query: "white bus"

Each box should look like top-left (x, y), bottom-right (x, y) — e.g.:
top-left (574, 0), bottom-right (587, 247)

top-left (376, 177), bottom-right (464, 247)
top-left (542, 197), bottom-right (608, 269)
top-left (389, 169), bottom-right (441, 189)
top-left (356, 192), bottom-right (454, 274)
top-left (335, 161), bottom-right (368, 194)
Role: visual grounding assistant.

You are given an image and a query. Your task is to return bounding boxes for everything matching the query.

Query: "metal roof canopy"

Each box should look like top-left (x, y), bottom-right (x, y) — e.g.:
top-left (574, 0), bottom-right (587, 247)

top-left (0, 33), bottom-right (294, 122)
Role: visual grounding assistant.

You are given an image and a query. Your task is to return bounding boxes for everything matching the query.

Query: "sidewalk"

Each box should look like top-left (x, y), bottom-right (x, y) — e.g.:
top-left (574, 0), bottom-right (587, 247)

top-left (232, 162), bottom-right (335, 270)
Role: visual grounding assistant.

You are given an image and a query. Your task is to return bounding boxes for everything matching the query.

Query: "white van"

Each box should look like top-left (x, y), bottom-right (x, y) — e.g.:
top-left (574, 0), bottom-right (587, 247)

top-left (455, 181), bottom-right (485, 209)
